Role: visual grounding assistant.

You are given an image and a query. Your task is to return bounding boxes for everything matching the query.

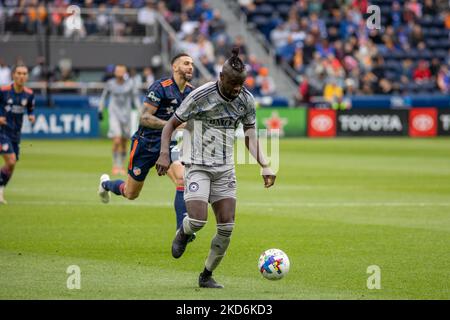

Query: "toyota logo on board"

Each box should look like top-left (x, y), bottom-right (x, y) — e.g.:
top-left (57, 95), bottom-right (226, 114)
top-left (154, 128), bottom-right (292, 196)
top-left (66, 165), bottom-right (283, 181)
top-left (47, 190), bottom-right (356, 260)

top-left (412, 114), bottom-right (434, 132)
top-left (311, 114), bottom-right (333, 132)
top-left (409, 108), bottom-right (437, 137)
top-left (308, 109), bottom-right (336, 137)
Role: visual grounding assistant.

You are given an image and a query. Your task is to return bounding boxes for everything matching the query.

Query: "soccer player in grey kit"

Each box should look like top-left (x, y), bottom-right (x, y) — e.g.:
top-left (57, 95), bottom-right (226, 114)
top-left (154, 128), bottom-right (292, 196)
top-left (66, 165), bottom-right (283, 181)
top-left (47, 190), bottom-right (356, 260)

top-left (99, 64), bottom-right (141, 175)
top-left (156, 48), bottom-right (276, 288)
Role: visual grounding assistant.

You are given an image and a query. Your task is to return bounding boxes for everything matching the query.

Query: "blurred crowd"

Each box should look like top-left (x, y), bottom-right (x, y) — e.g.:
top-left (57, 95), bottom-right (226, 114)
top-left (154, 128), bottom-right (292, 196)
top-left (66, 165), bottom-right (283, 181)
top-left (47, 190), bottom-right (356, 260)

top-left (170, 1), bottom-right (276, 96)
top-left (240, 0), bottom-right (450, 107)
top-left (1, 0), bottom-right (167, 38)
top-left (0, 0), bottom-right (276, 97)
top-left (4, 0), bottom-right (449, 105)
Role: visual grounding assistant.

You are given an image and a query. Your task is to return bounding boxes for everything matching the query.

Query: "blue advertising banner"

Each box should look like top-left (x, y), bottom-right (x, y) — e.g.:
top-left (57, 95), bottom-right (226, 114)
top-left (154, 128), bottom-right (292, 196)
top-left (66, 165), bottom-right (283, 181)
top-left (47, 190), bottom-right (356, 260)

top-left (21, 108), bottom-right (99, 139)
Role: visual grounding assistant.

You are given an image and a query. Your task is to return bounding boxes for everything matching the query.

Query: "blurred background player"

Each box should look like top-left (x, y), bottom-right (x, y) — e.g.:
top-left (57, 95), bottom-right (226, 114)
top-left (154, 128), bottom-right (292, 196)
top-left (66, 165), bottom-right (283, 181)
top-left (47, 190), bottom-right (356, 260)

top-left (98, 64), bottom-right (141, 176)
top-left (156, 48), bottom-right (276, 288)
top-left (98, 53), bottom-right (195, 232)
top-left (0, 65), bottom-right (36, 204)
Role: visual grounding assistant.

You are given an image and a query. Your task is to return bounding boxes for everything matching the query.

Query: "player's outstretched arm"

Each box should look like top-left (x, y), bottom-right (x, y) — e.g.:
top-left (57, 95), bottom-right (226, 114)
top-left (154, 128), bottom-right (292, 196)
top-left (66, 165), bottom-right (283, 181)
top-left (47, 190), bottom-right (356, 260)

top-left (243, 125), bottom-right (276, 188)
top-left (156, 115), bottom-right (183, 176)
top-left (139, 102), bottom-right (167, 129)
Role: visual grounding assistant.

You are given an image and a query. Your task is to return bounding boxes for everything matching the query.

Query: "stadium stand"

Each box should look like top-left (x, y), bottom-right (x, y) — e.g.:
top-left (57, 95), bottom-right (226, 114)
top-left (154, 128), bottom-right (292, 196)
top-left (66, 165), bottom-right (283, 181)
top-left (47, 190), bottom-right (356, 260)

top-left (0, 0), bottom-right (449, 108)
top-left (237, 0), bottom-right (450, 106)
top-left (0, 0), bottom-right (279, 103)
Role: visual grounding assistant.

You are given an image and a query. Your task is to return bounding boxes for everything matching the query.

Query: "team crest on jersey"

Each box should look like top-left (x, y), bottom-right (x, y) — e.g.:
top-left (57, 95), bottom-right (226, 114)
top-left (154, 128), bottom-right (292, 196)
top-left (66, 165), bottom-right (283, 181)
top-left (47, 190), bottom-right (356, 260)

top-left (7, 98), bottom-right (13, 105)
top-left (189, 182), bottom-right (199, 192)
top-left (133, 167), bottom-right (141, 176)
top-left (21, 98), bottom-right (28, 106)
top-left (237, 102), bottom-right (246, 113)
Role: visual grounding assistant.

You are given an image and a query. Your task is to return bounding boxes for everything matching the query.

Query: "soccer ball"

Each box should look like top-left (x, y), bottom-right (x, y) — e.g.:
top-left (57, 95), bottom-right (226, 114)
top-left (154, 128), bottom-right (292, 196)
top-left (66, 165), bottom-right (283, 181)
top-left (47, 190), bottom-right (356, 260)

top-left (258, 248), bottom-right (290, 280)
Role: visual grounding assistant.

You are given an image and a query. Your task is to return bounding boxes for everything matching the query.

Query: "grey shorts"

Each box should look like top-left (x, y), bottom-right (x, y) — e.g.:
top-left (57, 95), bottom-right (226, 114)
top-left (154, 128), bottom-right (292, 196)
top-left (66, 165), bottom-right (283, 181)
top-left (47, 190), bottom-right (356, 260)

top-left (108, 115), bottom-right (131, 139)
top-left (184, 164), bottom-right (237, 204)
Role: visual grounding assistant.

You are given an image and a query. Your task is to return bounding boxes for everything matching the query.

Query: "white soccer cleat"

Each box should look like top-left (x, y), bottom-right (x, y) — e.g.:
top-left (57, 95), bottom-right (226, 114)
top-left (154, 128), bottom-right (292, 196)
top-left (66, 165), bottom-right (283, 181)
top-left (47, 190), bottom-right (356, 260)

top-left (0, 186), bottom-right (6, 205)
top-left (98, 174), bottom-right (111, 204)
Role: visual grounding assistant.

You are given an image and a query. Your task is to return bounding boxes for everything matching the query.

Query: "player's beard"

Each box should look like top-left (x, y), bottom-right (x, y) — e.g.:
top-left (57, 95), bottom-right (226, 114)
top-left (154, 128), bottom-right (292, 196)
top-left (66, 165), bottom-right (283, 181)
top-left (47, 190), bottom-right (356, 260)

top-left (180, 70), bottom-right (193, 82)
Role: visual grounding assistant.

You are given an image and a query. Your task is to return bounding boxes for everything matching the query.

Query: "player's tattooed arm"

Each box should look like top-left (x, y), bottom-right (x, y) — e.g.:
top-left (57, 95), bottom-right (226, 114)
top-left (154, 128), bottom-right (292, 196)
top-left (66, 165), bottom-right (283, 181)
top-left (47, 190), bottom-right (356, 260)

top-left (139, 102), bottom-right (167, 129)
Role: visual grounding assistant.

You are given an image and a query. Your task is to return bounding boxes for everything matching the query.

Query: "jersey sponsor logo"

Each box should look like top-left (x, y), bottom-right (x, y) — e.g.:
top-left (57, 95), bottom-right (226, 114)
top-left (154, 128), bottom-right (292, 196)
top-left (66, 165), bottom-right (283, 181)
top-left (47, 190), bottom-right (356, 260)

top-left (208, 118), bottom-right (236, 128)
top-left (339, 115), bottom-right (403, 132)
top-left (7, 105), bottom-right (26, 114)
top-left (188, 182), bottom-right (199, 192)
top-left (170, 99), bottom-right (178, 104)
top-left (133, 167), bottom-right (141, 176)
top-left (409, 108), bottom-right (437, 137)
top-left (147, 91), bottom-right (161, 102)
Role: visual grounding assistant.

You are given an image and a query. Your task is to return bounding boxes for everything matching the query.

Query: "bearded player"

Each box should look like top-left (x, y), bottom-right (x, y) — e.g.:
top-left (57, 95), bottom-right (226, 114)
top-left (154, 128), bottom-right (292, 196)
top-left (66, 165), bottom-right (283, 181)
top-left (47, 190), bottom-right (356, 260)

top-left (98, 53), bottom-right (195, 232)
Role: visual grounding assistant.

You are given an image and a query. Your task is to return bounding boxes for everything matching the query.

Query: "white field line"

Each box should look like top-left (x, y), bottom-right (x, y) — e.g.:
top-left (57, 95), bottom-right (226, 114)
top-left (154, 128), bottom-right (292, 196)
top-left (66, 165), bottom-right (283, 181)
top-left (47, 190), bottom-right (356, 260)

top-left (6, 200), bottom-right (450, 208)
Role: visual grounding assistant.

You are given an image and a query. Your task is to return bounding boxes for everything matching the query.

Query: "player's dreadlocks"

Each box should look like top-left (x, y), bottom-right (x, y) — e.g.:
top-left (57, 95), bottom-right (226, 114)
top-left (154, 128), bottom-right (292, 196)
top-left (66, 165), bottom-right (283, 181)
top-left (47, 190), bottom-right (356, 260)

top-left (226, 47), bottom-right (245, 73)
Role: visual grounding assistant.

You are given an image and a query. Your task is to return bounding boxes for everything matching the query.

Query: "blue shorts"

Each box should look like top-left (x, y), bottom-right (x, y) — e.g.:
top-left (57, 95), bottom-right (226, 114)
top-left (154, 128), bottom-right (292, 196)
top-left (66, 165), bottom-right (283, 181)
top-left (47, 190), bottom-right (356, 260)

top-left (0, 135), bottom-right (20, 160)
top-left (127, 134), bottom-right (178, 182)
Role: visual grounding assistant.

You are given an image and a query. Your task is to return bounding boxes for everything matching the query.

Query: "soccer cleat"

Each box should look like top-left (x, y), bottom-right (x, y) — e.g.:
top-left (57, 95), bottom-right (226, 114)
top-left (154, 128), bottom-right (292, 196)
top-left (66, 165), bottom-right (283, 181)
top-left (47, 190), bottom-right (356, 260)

top-left (0, 186), bottom-right (7, 205)
top-left (171, 227), bottom-right (191, 259)
top-left (187, 233), bottom-right (196, 243)
top-left (98, 174), bottom-right (111, 204)
top-left (199, 272), bottom-right (224, 289)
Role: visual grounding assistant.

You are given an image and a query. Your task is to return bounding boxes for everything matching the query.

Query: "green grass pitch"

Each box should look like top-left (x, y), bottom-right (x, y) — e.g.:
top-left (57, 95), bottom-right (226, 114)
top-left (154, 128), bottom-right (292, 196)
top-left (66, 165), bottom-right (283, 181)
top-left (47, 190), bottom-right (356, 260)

top-left (0, 138), bottom-right (449, 299)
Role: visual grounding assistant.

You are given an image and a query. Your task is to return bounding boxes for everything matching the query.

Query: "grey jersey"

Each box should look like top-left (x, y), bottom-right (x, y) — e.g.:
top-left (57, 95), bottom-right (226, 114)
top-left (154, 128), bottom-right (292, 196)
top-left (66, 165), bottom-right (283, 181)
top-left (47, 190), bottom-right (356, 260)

top-left (174, 81), bottom-right (256, 166)
top-left (99, 78), bottom-right (140, 123)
